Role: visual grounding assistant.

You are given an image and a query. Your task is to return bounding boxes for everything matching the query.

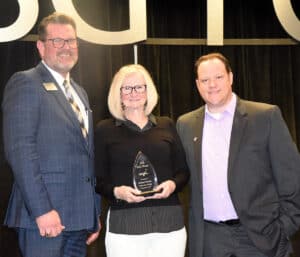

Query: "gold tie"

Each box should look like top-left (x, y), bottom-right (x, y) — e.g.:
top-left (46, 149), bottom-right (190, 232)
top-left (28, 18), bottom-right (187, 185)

top-left (63, 80), bottom-right (88, 139)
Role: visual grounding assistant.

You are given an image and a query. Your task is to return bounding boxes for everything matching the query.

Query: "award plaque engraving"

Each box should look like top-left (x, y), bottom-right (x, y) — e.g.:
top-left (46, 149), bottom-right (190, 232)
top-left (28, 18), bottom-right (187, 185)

top-left (132, 151), bottom-right (160, 196)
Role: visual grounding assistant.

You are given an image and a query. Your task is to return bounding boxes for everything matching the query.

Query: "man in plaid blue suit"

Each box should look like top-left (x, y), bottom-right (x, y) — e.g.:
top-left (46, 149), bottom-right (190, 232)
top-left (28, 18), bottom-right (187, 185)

top-left (2, 12), bottom-right (101, 257)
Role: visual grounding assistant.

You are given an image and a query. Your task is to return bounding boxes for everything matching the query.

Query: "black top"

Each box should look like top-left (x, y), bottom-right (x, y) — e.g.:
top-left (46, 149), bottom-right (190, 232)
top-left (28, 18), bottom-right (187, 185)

top-left (95, 115), bottom-right (189, 210)
top-left (94, 115), bottom-right (189, 234)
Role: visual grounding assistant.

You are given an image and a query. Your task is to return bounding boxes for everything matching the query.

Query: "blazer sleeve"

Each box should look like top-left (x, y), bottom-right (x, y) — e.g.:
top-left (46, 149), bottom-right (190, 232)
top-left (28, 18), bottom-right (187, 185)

top-left (166, 118), bottom-right (190, 193)
top-left (2, 72), bottom-right (53, 218)
top-left (94, 121), bottom-right (115, 200)
top-left (269, 106), bottom-right (300, 237)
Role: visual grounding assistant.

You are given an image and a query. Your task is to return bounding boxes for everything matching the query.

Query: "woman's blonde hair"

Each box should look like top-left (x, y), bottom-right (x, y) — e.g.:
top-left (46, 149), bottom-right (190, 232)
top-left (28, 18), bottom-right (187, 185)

top-left (108, 64), bottom-right (158, 120)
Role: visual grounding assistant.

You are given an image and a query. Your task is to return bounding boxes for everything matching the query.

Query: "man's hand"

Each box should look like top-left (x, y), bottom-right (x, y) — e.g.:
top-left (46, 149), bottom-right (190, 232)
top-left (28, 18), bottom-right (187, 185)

top-left (86, 220), bottom-right (102, 245)
top-left (36, 210), bottom-right (65, 237)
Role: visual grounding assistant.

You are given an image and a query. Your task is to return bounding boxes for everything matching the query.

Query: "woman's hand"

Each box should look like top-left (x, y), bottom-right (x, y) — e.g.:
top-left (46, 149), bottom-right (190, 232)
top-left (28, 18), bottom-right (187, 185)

top-left (147, 180), bottom-right (176, 199)
top-left (114, 185), bottom-right (146, 203)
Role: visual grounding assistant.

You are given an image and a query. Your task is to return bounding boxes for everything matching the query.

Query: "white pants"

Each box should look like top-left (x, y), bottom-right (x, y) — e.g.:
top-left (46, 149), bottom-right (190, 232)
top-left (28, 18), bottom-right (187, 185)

top-left (105, 212), bottom-right (187, 257)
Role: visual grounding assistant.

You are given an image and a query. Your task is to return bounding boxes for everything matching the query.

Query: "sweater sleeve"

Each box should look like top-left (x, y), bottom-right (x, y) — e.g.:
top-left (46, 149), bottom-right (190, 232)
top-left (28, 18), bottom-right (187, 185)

top-left (164, 117), bottom-right (190, 193)
top-left (94, 121), bottom-right (115, 201)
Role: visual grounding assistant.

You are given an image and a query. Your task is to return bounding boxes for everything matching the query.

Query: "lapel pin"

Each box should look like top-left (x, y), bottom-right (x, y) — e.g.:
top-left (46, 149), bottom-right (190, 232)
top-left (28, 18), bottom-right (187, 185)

top-left (43, 82), bottom-right (58, 91)
top-left (193, 137), bottom-right (198, 142)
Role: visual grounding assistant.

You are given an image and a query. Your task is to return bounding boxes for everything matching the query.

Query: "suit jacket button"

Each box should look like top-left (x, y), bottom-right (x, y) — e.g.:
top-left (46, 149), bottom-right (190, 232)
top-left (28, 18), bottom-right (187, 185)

top-left (85, 177), bottom-right (91, 182)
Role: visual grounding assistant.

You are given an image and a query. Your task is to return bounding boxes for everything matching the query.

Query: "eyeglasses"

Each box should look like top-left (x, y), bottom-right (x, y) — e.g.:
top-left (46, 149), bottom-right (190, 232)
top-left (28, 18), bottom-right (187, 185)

top-left (44, 38), bottom-right (78, 49)
top-left (120, 85), bottom-right (147, 95)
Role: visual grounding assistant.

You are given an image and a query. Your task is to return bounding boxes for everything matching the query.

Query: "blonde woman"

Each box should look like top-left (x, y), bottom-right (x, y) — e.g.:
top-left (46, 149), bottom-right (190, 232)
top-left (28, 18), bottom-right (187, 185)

top-left (95, 64), bottom-right (189, 257)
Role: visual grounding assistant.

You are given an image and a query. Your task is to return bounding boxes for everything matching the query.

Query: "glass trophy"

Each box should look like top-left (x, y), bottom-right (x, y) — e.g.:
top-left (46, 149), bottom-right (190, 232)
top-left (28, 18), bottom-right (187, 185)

top-left (132, 151), bottom-right (160, 196)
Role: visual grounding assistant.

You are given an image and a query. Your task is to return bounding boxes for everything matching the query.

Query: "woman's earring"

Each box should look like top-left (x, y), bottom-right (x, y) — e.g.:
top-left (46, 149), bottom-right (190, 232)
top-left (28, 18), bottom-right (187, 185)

top-left (121, 102), bottom-right (126, 110)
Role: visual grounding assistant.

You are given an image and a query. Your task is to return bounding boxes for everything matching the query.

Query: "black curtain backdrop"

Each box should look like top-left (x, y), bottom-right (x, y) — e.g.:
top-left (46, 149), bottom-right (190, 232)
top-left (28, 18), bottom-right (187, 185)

top-left (0, 0), bottom-right (300, 257)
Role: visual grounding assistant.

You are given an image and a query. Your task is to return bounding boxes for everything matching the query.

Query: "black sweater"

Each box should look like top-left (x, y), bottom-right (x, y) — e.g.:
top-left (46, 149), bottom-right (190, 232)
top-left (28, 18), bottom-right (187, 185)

top-left (95, 116), bottom-right (189, 210)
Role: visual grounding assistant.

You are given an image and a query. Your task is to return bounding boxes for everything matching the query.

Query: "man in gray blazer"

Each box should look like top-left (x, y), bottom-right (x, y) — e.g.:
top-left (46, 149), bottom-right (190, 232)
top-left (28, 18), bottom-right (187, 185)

top-left (2, 12), bottom-right (101, 257)
top-left (177, 52), bottom-right (300, 257)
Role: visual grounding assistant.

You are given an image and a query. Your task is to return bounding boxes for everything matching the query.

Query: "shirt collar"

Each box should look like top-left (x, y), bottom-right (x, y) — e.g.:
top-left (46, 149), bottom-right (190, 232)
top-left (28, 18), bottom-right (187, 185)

top-left (42, 60), bottom-right (70, 87)
top-left (115, 114), bottom-right (157, 131)
top-left (205, 93), bottom-right (237, 120)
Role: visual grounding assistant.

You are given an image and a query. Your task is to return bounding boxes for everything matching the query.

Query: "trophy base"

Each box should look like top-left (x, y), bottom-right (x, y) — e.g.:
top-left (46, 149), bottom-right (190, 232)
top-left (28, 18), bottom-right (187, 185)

top-left (135, 188), bottom-right (163, 197)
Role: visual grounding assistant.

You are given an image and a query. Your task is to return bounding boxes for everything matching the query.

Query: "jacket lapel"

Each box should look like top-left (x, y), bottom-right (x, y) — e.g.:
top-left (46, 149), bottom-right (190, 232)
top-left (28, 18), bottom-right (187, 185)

top-left (70, 78), bottom-right (90, 109)
top-left (36, 63), bottom-right (90, 149)
top-left (70, 79), bottom-right (92, 150)
top-left (228, 99), bottom-right (248, 180)
top-left (193, 108), bottom-right (205, 188)
top-left (86, 108), bottom-right (94, 154)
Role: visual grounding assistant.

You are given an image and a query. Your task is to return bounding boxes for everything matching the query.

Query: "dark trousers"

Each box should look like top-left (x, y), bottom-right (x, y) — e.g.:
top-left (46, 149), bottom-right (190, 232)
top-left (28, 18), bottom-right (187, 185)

top-left (17, 228), bottom-right (88, 257)
top-left (203, 220), bottom-right (291, 257)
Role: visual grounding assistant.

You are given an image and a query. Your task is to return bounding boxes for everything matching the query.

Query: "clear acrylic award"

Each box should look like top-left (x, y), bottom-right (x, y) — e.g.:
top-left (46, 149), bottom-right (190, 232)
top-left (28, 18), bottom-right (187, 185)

top-left (132, 151), bottom-right (160, 196)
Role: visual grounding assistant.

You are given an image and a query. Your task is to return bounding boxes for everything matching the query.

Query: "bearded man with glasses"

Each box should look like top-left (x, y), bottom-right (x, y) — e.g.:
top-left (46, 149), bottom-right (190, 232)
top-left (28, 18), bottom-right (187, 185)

top-left (2, 12), bottom-right (101, 257)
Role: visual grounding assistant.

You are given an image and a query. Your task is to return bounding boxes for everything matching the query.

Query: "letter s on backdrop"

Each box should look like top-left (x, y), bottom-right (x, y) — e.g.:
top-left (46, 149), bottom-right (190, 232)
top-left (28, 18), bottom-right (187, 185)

top-left (0, 0), bottom-right (39, 42)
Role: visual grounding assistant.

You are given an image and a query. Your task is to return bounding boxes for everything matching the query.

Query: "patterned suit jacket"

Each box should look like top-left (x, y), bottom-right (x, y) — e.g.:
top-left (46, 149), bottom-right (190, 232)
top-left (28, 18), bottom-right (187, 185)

top-left (2, 62), bottom-right (100, 231)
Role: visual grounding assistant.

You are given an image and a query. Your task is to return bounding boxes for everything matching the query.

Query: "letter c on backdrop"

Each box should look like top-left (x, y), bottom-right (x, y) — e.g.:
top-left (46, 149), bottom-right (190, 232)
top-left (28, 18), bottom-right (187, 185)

top-left (273, 0), bottom-right (300, 41)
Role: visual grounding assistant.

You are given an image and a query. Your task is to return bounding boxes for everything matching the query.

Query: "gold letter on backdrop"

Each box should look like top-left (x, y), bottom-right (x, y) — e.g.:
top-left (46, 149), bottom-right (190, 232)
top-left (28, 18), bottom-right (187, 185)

top-left (273, 0), bottom-right (300, 41)
top-left (207, 0), bottom-right (224, 45)
top-left (0, 0), bottom-right (39, 42)
top-left (51, 0), bottom-right (147, 45)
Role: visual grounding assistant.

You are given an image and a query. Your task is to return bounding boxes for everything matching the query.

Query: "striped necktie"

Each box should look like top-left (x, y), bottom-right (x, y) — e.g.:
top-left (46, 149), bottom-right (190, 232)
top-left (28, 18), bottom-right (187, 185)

top-left (63, 80), bottom-right (88, 139)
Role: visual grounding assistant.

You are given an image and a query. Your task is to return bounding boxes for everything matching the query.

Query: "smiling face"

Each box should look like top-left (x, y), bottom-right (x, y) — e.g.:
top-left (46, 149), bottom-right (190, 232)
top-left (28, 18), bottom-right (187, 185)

top-left (196, 57), bottom-right (233, 113)
top-left (37, 23), bottom-right (78, 78)
top-left (121, 72), bottom-right (147, 112)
